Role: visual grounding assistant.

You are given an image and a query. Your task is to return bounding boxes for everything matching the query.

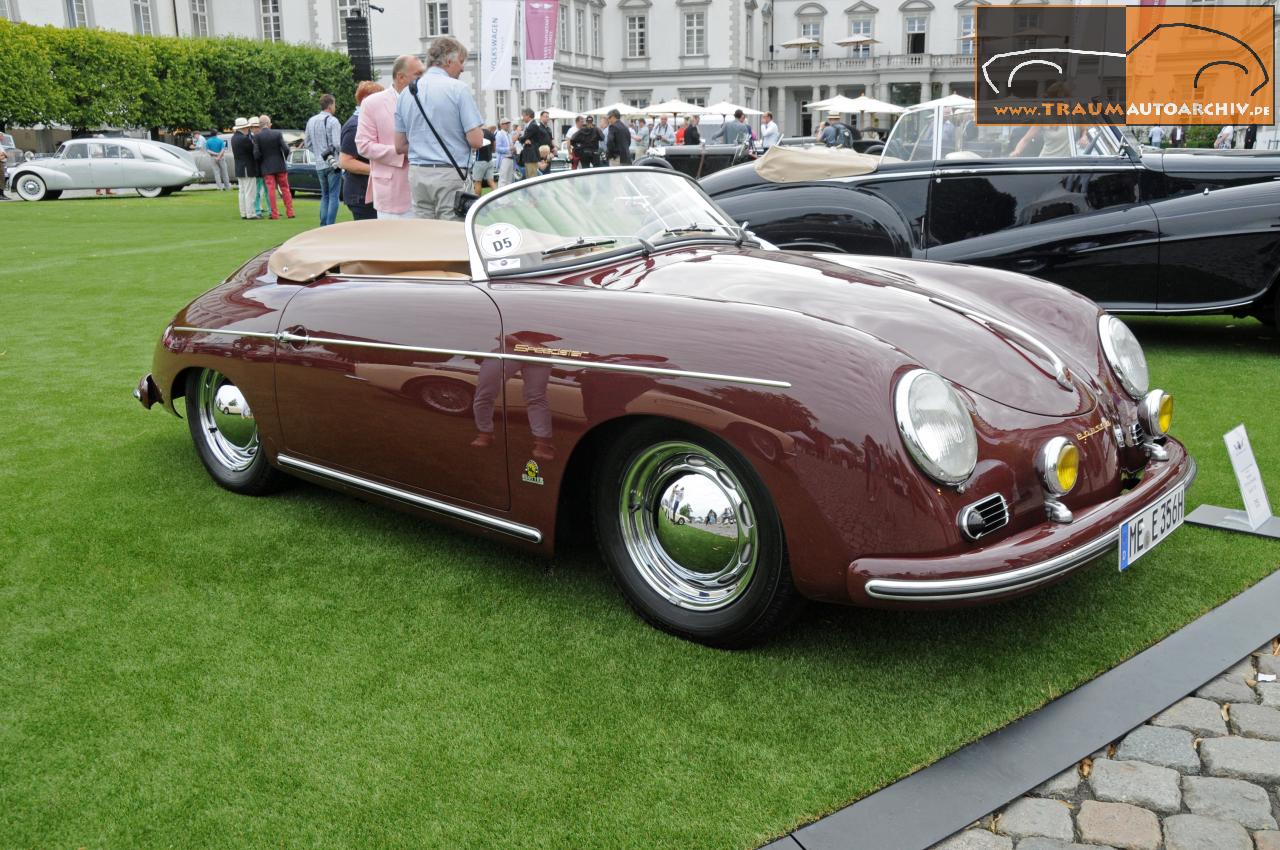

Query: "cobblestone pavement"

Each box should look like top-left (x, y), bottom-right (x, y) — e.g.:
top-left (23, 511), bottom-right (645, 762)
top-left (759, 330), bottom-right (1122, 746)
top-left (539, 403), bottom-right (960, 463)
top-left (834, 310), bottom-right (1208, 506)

top-left (930, 636), bottom-right (1280, 850)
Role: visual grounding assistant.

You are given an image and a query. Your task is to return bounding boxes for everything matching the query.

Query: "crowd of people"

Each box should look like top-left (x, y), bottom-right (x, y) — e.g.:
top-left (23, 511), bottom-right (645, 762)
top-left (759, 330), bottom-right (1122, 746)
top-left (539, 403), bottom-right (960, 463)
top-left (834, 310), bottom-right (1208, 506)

top-left (214, 35), bottom-right (899, 225)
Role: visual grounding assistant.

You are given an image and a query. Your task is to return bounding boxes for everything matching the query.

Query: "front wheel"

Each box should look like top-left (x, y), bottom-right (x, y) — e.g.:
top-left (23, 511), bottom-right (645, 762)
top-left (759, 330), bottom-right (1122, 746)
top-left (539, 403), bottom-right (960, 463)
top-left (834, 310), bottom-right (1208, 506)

top-left (593, 421), bottom-right (799, 647)
top-left (185, 369), bottom-right (286, 495)
top-left (14, 173), bottom-right (48, 201)
top-left (136, 186), bottom-right (164, 198)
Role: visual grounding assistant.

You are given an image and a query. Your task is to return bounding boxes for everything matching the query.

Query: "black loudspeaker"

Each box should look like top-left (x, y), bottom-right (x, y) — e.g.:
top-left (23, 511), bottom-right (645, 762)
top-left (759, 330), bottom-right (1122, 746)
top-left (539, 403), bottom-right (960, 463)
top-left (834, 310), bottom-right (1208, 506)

top-left (346, 15), bottom-right (372, 81)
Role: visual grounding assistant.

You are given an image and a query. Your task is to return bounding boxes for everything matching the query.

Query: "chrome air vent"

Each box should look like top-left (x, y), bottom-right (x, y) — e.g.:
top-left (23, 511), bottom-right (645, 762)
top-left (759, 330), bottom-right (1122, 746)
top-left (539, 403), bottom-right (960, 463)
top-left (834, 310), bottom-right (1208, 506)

top-left (957, 494), bottom-right (1010, 542)
top-left (1129, 421), bottom-right (1146, 447)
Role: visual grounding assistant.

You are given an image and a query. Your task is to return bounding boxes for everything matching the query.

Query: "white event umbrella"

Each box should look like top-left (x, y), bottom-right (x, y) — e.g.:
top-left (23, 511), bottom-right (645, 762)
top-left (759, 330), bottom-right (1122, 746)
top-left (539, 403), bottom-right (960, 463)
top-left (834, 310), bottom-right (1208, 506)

top-left (588, 101), bottom-right (642, 117)
top-left (780, 37), bottom-right (821, 49)
top-left (703, 100), bottom-right (763, 116)
top-left (915, 93), bottom-right (975, 110)
top-left (833, 35), bottom-right (880, 47)
top-left (646, 99), bottom-right (708, 115)
top-left (542, 107), bottom-right (579, 120)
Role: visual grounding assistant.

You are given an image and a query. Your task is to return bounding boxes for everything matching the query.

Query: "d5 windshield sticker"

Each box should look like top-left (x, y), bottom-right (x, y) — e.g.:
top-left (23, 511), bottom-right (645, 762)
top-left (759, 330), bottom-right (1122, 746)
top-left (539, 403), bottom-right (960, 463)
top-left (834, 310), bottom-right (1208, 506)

top-left (480, 223), bottom-right (523, 257)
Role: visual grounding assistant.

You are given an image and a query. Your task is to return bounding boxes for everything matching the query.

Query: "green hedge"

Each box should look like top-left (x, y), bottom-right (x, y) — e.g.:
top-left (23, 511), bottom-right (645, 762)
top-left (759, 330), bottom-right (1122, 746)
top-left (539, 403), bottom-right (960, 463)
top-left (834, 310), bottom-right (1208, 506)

top-left (0, 21), bottom-right (356, 132)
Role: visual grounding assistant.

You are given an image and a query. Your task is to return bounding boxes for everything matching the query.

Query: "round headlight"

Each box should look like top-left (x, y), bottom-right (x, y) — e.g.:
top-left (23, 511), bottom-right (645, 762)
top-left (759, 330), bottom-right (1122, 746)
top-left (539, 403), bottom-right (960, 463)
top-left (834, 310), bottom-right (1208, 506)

top-left (1098, 315), bottom-right (1149, 400)
top-left (1139, 389), bottom-right (1173, 437)
top-left (895, 369), bottom-right (978, 486)
top-left (1036, 436), bottom-right (1079, 495)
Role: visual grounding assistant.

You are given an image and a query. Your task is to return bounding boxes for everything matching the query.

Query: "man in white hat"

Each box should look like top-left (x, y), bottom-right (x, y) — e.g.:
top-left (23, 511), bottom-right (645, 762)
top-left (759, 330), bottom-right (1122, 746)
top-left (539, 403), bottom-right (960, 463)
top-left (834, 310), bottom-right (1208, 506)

top-left (229, 117), bottom-right (261, 219)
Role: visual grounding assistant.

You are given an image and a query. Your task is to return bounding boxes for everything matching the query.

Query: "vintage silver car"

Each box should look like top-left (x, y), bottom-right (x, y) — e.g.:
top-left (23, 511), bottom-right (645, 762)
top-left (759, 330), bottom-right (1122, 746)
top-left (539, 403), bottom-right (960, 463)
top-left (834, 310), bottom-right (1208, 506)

top-left (7, 137), bottom-right (201, 201)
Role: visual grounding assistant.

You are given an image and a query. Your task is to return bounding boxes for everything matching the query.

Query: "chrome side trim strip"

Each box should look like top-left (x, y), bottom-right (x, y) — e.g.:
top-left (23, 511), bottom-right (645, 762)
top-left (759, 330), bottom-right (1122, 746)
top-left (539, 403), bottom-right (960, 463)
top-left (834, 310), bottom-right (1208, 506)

top-left (937, 165), bottom-right (1137, 176)
top-left (864, 458), bottom-right (1196, 602)
top-left (173, 327), bottom-right (792, 389)
top-left (275, 453), bottom-right (543, 543)
top-left (174, 326), bottom-right (279, 341)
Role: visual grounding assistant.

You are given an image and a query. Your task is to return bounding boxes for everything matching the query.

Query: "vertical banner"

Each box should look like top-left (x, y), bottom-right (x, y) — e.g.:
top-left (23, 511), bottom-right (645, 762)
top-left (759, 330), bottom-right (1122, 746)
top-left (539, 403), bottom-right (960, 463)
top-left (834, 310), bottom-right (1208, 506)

top-left (522, 0), bottom-right (557, 91)
top-left (480, 0), bottom-right (517, 91)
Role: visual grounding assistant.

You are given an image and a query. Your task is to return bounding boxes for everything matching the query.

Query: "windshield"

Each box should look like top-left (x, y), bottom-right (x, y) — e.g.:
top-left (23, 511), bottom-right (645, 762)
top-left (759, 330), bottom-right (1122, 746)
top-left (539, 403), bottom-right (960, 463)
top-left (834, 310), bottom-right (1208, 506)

top-left (470, 169), bottom-right (739, 276)
top-left (885, 104), bottom-right (1131, 162)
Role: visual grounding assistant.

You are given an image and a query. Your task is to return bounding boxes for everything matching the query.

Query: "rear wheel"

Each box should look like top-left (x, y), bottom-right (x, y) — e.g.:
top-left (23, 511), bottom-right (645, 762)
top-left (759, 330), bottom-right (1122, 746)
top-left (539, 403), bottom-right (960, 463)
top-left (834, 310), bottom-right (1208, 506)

top-left (185, 369), bottom-right (285, 495)
top-left (136, 186), bottom-right (164, 198)
top-left (593, 421), bottom-right (799, 647)
top-left (14, 173), bottom-right (48, 201)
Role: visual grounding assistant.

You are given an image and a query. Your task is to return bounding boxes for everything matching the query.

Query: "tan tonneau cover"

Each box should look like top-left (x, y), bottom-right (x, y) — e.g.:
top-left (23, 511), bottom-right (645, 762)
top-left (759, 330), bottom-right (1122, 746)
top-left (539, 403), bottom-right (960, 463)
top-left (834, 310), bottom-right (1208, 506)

top-left (753, 145), bottom-right (880, 183)
top-left (268, 219), bottom-right (471, 281)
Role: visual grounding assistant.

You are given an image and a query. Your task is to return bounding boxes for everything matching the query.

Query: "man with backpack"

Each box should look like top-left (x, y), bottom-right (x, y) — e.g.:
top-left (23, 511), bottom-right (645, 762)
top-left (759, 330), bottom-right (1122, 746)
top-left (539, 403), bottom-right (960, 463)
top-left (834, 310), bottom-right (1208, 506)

top-left (821, 111), bottom-right (860, 148)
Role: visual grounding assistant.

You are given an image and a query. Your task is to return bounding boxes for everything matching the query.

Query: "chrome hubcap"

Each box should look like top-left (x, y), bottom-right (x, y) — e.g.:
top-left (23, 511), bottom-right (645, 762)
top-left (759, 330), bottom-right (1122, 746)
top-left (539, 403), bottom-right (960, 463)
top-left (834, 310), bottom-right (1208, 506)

top-left (196, 369), bottom-right (259, 471)
top-left (618, 441), bottom-right (759, 611)
top-left (19, 178), bottom-right (40, 198)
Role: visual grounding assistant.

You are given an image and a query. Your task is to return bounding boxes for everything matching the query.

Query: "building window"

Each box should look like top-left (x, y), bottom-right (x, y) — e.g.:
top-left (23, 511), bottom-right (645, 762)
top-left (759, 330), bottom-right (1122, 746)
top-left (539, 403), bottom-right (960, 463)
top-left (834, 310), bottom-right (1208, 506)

top-left (744, 87), bottom-right (755, 110)
top-left (537, 91), bottom-right (549, 110)
top-left (626, 15), bottom-right (647, 58)
top-left (958, 12), bottom-right (973, 55)
top-left (592, 12), bottom-right (601, 56)
top-left (576, 90), bottom-right (587, 112)
top-left (424, 0), bottom-right (449, 36)
top-left (905, 14), bottom-right (927, 54)
top-left (495, 90), bottom-right (508, 121)
top-left (558, 4), bottom-right (568, 49)
top-left (561, 90), bottom-right (572, 111)
top-left (132, 0), bottom-right (152, 34)
top-left (191, 0), bottom-right (210, 36)
top-left (678, 89), bottom-right (709, 107)
top-left (65, 0), bottom-right (89, 26)
top-left (800, 17), bottom-right (822, 58)
top-left (1015, 11), bottom-right (1039, 29)
top-left (575, 7), bottom-right (585, 52)
top-left (260, 0), bottom-right (282, 41)
top-left (848, 17), bottom-right (872, 57)
top-left (337, 0), bottom-right (368, 42)
top-left (592, 90), bottom-right (604, 109)
top-left (683, 10), bottom-right (706, 56)
top-left (745, 11), bottom-right (754, 59)
top-left (622, 89), bottom-right (651, 109)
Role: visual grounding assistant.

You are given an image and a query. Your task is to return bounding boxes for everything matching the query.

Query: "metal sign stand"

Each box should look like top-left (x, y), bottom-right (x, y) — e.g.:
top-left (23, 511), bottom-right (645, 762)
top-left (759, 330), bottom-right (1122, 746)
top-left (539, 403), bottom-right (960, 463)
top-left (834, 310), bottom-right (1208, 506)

top-left (1186, 424), bottom-right (1280, 539)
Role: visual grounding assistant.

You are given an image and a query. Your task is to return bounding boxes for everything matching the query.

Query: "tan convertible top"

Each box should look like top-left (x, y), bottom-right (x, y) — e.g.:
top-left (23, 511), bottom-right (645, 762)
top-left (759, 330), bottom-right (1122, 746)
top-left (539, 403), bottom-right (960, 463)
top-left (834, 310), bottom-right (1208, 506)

top-left (268, 219), bottom-right (471, 282)
top-left (753, 145), bottom-right (880, 183)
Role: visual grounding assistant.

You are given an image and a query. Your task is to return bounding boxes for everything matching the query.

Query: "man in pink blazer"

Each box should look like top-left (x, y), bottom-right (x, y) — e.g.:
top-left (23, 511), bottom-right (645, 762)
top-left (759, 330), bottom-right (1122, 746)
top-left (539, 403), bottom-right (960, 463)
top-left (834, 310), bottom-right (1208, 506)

top-left (357, 54), bottom-right (424, 219)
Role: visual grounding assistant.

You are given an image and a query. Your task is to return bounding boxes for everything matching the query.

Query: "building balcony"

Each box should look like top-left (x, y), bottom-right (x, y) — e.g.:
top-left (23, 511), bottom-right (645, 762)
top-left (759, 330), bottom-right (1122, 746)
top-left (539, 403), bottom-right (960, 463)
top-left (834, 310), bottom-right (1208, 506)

top-left (760, 53), bottom-right (975, 74)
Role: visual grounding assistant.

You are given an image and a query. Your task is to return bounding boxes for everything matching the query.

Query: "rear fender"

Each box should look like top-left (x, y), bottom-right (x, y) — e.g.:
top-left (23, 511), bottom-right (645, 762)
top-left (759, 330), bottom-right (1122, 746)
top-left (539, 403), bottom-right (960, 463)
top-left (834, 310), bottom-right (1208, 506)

top-left (716, 183), bottom-right (915, 257)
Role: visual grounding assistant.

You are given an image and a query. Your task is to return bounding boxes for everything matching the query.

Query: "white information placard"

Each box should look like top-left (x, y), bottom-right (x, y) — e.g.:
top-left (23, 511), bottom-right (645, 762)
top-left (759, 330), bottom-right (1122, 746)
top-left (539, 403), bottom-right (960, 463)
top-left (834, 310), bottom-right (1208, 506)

top-left (1224, 424), bottom-right (1272, 531)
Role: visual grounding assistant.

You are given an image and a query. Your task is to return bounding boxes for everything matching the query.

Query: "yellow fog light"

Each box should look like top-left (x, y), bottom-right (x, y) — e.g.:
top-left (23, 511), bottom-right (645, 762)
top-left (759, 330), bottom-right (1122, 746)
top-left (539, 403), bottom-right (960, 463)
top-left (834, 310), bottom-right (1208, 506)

top-left (1036, 436), bottom-right (1079, 496)
top-left (1139, 390), bottom-right (1173, 438)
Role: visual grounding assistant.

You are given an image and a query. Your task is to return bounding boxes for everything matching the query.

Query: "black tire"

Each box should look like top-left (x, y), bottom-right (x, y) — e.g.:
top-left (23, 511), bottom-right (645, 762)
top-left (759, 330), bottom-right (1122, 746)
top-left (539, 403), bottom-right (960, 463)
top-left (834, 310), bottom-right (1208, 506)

top-left (185, 368), bottom-right (286, 495)
top-left (592, 420), bottom-right (800, 647)
top-left (634, 155), bottom-right (674, 170)
top-left (45, 190), bottom-right (62, 200)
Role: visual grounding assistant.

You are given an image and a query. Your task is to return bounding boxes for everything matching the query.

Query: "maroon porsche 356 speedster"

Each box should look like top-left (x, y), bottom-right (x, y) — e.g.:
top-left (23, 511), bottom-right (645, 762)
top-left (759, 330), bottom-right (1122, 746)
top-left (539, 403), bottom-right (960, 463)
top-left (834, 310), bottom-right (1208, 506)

top-left (137, 168), bottom-right (1193, 646)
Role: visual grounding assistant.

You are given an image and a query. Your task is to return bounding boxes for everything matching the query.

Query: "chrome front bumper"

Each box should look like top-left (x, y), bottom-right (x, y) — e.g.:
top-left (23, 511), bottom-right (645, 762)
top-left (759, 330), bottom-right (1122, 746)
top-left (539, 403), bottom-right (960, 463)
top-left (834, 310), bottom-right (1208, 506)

top-left (858, 454), bottom-right (1197, 604)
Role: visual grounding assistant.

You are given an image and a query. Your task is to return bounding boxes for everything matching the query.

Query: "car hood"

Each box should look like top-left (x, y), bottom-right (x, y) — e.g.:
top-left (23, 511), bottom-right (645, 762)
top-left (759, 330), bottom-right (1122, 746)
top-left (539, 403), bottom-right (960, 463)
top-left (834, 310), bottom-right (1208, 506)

top-left (611, 246), bottom-right (1100, 417)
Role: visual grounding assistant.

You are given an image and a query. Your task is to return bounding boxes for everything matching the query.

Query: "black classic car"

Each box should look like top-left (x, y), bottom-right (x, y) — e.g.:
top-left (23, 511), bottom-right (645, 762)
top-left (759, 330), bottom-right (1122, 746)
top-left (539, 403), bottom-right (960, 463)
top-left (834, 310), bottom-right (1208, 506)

top-left (702, 101), bottom-right (1280, 326)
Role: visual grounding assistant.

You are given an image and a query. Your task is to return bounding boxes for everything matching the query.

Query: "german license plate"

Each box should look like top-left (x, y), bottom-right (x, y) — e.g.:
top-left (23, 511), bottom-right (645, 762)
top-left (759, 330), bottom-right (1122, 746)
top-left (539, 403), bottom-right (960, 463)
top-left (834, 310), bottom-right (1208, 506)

top-left (1119, 484), bottom-right (1186, 571)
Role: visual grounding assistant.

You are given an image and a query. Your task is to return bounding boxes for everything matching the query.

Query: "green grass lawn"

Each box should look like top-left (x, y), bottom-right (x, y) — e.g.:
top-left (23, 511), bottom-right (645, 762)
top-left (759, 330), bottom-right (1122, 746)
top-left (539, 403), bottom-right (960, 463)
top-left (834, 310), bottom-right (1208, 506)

top-left (2, 190), bottom-right (1277, 849)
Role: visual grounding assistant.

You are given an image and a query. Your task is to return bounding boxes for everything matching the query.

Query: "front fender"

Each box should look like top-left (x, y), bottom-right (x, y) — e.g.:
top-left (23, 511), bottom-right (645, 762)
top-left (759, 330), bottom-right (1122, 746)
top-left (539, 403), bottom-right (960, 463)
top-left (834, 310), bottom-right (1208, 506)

top-left (14, 164), bottom-right (73, 190)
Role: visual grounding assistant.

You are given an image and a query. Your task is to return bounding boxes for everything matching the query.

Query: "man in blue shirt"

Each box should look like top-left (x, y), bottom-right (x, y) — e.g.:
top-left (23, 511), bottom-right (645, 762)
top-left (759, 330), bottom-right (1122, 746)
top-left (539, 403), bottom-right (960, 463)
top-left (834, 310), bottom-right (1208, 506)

top-left (394, 36), bottom-right (484, 221)
top-left (204, 132), bottom-right (229, 190)
top-left (304, 93), bottom-right (344, 226)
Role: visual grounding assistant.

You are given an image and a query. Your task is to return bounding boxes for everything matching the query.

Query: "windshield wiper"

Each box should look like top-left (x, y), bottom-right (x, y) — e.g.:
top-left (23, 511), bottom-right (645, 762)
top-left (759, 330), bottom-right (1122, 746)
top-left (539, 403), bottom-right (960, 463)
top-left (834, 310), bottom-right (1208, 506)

top-left (541, 237), bottom-right (618, 258)
top-left (661, 224), bottom-right (719, 237)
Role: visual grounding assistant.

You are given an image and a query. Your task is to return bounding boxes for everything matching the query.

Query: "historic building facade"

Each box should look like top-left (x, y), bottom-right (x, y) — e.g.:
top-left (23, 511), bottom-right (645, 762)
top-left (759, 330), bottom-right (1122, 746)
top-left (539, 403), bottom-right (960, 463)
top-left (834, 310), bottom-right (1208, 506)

top-left (10, 0), bottom-right (1279, 138)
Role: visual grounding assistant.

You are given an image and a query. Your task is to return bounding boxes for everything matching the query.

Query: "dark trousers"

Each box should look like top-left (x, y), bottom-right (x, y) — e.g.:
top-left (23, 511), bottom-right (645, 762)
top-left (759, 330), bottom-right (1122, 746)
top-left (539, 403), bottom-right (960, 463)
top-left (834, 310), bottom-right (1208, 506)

top-left (346, 201), bottom-right (377, 220)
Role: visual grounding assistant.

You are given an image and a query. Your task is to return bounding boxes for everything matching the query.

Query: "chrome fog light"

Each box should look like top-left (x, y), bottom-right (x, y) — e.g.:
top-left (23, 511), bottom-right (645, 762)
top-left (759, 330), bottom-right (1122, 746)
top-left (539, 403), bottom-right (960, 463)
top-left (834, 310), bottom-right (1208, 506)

top-left (1139, 390), bottom-right (1173, 438)
top-left (1036, 436), bottom-right (1079, 496)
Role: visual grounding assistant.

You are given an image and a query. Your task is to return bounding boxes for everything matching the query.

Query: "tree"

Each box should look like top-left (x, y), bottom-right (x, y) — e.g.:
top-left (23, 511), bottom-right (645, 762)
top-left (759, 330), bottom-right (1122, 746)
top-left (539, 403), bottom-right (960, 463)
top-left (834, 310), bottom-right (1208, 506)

top-left (46, 27), bottom-right (152, 132)
top-left (0, 22), bottom-right (59, 130)
top-left (139, 37), bottom-right (213, 131)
